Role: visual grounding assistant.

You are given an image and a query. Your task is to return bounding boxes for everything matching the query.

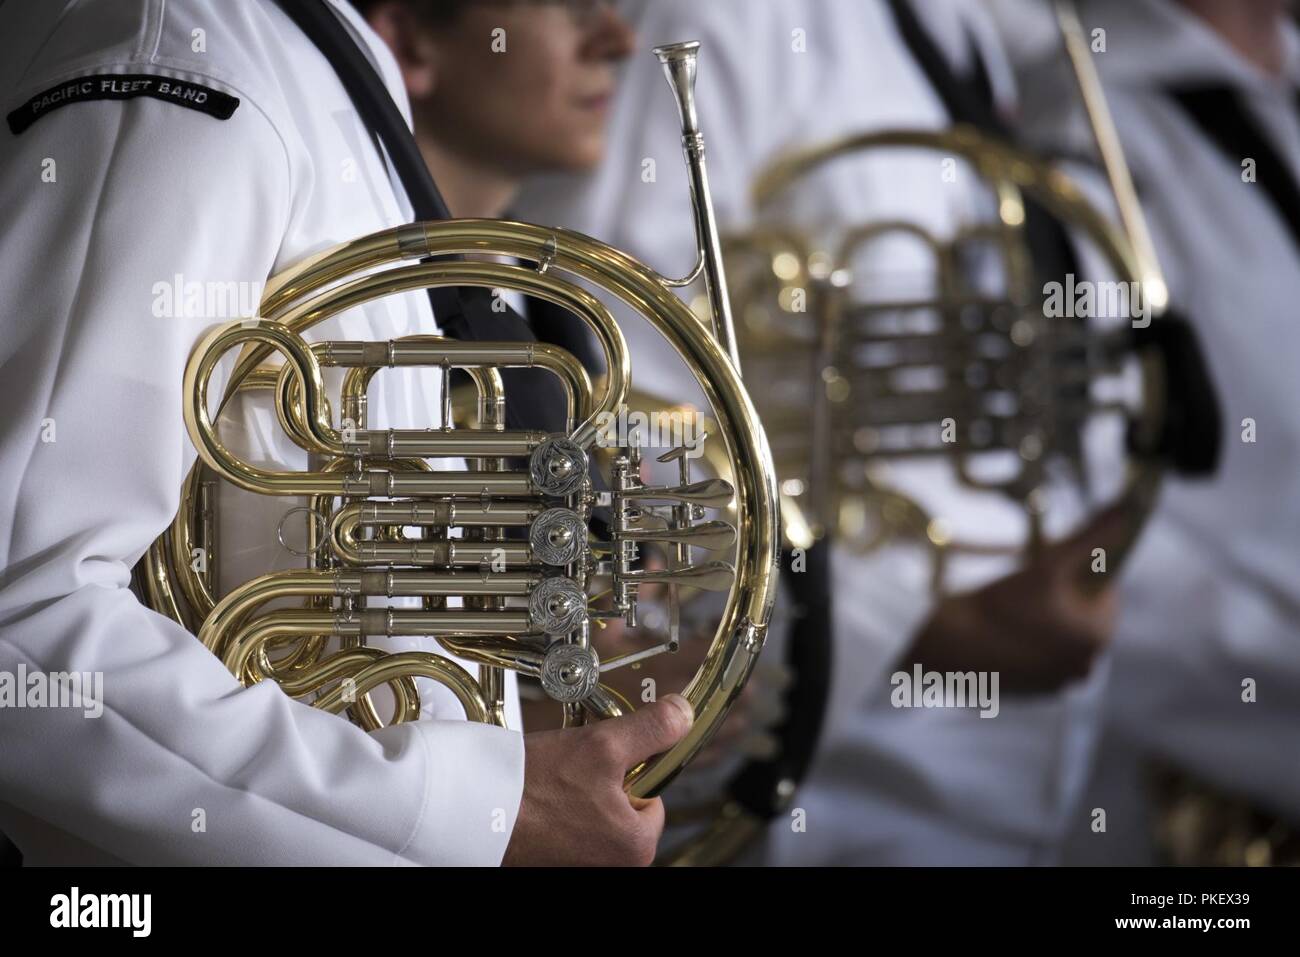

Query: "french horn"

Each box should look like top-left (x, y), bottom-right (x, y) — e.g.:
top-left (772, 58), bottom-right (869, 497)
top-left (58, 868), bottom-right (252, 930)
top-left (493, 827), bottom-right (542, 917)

top-left (134, 42), bottom-right (780, 825)
top-left (723, 0), bottom-right (1218, 592)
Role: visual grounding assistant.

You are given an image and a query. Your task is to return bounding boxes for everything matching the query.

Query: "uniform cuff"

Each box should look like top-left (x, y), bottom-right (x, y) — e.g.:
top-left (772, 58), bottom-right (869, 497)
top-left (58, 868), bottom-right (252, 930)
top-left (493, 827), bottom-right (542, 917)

top-left (398, 720), bottom-right (525, 867)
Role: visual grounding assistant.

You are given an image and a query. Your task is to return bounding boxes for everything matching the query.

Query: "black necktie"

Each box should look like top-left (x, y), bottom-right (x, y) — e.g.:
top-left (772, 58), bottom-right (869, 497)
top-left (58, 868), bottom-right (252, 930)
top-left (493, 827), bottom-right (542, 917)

top-left (1167, 83), bottom-right (1300, 256)
top-left (525, 295), bottom-right (608, 379)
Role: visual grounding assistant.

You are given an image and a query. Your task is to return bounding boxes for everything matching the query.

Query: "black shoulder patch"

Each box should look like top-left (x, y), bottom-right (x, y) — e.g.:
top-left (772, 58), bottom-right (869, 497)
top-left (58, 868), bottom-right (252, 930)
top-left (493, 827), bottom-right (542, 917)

top-left (7, 73), bottom-right (240, 135)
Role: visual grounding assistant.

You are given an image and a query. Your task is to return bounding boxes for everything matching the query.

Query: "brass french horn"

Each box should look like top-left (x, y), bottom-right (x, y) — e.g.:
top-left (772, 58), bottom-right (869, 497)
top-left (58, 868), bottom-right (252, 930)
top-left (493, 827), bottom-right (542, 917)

top-left (724, 0), bottom-right (1215, 591)
top-left (135, 42), bottom-right (780, 820)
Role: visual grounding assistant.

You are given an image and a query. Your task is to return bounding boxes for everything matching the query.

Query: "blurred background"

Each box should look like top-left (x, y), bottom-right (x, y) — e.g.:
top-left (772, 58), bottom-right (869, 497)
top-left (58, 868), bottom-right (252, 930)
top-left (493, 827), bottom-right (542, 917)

top-left (505, 0), bottom-right (1300, 866)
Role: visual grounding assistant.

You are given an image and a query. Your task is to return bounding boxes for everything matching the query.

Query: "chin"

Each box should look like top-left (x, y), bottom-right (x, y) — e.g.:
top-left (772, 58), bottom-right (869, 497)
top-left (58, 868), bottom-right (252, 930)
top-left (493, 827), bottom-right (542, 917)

top-left (517, 128), bottom-right (606, 176)
top-left (558, 135), bottom-right (607, 173)
top-left (561, 152), bottom-right (605, 174)
top-left (536, 144), bottom-right (605, 175)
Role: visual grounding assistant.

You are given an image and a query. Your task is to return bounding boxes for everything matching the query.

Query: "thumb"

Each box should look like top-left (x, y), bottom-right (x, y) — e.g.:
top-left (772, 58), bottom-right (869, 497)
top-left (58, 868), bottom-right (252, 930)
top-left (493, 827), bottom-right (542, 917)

top-left (604, 694), bottom-right (695, 769)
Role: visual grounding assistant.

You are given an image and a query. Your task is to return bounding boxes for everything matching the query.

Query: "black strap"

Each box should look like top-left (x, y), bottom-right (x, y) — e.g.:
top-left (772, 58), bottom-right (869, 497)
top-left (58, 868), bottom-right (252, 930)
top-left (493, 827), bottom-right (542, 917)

top-left (727, 541), bottom-right (834, 821)
top-left (276, 0), bottom-right (452, 220)
top-left (1167, 84), bottom-right (1300, 257)
top-left (885, 0), bottom-right (1009, 136)
top-left (1128, 312), bottom-right (1222, 477)
top-left (271, 0), bottom-right (569, 433)
top-left (885, 0), bottom-right (1080, 281)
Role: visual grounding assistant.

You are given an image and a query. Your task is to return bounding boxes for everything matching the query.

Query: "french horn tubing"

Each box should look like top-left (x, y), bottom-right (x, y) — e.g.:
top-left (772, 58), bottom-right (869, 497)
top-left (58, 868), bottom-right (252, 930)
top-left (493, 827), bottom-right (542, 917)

top-left (135, 41), bottom-right (780, 809)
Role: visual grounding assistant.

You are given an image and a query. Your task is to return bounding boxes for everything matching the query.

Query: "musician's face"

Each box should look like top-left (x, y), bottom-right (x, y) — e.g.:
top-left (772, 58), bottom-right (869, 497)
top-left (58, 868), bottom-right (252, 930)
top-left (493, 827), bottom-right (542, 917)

top-left (406, 1), bottom-right (637, 175)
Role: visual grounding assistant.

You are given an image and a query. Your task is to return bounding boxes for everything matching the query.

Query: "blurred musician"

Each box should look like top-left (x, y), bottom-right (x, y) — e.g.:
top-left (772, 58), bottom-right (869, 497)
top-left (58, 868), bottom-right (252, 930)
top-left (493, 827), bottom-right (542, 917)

top-left (516, 0), bottom-right (1129, 865)
top-left (995, 0), bottom-right (1300, 864)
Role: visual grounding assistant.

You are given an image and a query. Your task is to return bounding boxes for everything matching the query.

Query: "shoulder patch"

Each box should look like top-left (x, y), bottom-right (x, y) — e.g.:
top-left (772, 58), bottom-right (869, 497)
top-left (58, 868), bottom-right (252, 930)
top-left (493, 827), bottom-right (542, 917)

top-left (8, 73), bottom-right (240, 135)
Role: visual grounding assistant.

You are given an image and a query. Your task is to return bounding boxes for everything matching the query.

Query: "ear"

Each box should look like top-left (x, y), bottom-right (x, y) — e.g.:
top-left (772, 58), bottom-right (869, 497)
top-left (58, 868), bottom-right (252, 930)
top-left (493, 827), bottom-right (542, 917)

top-left (364, 1), bottom-right (439, 98)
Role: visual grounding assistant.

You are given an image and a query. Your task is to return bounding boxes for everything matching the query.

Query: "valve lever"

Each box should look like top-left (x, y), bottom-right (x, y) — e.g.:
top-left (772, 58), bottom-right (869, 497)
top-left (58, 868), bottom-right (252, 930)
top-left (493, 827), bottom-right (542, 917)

top-left (599, 641), bottom-right (676, 673)
top-left (618, 520), bottom-right (737, 551)
top-left (620, 478), bottom-right (735, 508)
top-left (621, 561), bottom-right (735, 592)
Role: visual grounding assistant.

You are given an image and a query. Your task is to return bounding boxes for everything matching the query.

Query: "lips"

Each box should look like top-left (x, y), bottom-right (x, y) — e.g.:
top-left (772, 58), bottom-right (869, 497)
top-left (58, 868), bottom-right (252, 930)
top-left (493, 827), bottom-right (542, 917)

top-left (576, 92), bottom-right (613, 111)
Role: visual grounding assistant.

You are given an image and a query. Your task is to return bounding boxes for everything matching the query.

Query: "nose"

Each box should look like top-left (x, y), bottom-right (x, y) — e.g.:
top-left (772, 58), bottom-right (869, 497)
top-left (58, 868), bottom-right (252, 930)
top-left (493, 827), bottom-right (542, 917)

top-left (583, 1), bottom-right (637, 62)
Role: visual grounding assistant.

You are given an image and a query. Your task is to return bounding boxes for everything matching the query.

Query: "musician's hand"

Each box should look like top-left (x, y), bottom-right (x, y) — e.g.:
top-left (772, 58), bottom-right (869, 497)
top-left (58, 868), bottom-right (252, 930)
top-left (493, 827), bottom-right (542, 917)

top-left (902, 506), bottom-right (1129, 694)
top-left (503, 694), bottom-right (694, 866)
top-left (592, 617), bottom-right (763, 767)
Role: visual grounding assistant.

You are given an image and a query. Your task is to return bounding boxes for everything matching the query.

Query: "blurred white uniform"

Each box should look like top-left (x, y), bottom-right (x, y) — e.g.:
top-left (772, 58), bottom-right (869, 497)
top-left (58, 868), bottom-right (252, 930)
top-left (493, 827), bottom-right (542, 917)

top-left (997, 0), bottom-right (1300, 862)
top-left (0, 0), bottom-right (523, 865)
top-left (517, 0), bottom-right (1106, 864)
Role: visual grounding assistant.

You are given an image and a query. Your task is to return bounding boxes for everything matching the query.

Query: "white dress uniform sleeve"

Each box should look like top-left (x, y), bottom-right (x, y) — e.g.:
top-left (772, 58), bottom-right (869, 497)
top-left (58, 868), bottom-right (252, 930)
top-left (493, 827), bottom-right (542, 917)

top-left (0, 67), bottom-right (522, 865)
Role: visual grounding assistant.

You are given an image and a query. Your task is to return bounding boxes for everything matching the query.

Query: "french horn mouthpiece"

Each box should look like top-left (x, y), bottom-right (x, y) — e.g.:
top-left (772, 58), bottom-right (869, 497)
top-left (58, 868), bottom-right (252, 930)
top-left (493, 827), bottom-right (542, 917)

top-left (653, 41), bottom-right (701, 136)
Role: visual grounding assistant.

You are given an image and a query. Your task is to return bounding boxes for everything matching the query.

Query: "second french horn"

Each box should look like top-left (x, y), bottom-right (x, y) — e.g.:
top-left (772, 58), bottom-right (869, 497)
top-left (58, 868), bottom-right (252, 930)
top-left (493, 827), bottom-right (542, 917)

top-left (724, 1), bottom-right (1218, 592)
